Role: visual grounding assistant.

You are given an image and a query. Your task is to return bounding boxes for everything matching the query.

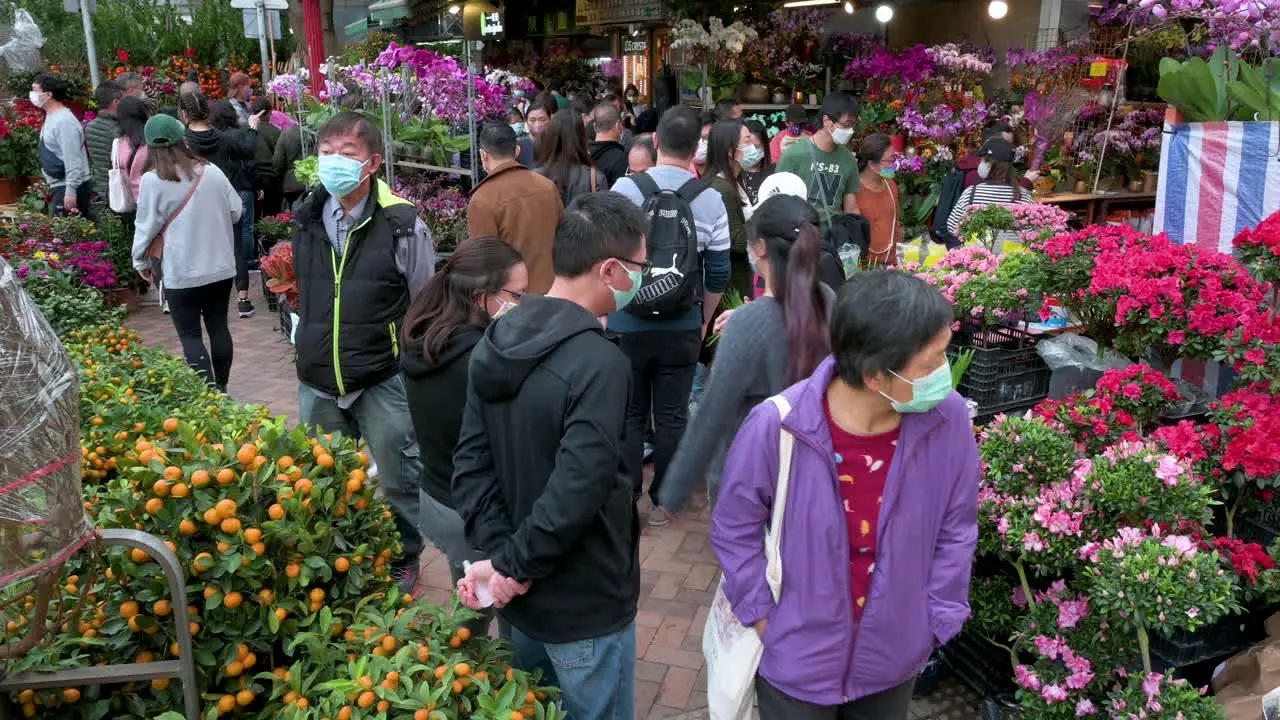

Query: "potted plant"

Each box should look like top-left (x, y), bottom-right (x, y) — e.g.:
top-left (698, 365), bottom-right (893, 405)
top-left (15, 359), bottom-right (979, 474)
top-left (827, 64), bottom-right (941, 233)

top-left (671, 17), bottom-right (758, 103)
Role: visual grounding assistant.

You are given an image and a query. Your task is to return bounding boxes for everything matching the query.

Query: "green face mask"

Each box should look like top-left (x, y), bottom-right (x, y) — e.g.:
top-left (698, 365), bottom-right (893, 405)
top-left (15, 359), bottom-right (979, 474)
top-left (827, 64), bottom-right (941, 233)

top-left (610, 264), bottom-right (645, 312)
top-left (882, 360), bottom-right (952, 414)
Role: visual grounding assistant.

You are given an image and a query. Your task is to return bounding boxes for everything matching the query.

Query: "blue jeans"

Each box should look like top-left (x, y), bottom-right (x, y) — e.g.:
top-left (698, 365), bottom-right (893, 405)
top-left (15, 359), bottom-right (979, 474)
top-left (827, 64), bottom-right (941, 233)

top-left (509, 623), bottom-right (635, 720)
top-left (233, 190), bottom-right (255, 293)
top-left (297, 375), bottom-right (424, 562)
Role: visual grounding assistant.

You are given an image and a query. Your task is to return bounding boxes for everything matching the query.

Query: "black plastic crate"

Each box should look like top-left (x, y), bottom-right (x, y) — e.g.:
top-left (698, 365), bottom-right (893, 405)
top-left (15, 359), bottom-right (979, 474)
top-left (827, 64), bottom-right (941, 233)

top-left (943, 630), bottom-right (1018, 701)
top-left (278, 297), bottom-right (293, 343)
top-left (260, 272), bottom-right (279, 313)
top-left (951, 321), bottom-right (1051, 414)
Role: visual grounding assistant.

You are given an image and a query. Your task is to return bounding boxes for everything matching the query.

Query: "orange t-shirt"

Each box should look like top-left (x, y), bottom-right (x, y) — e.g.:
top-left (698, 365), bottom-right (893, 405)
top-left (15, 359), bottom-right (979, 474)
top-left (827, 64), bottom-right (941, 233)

top-left (855, 177), bottom-right (903, 268)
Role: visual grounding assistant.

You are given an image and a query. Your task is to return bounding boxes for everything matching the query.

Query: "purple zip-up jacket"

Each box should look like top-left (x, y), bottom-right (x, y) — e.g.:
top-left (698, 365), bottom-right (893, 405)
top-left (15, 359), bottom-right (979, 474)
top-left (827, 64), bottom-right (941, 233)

top-left (711, 356), bottom-right (980, 706)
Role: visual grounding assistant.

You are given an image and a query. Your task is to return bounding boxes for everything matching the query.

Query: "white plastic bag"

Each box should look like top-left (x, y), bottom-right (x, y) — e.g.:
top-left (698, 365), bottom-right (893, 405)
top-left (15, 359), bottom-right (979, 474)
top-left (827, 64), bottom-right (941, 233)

top-left (704, 395), bottom-right (795, 720)
top-left (107, 137), bottom-right (136, 213)
top-left (0, 9), bottom-right (46, 74)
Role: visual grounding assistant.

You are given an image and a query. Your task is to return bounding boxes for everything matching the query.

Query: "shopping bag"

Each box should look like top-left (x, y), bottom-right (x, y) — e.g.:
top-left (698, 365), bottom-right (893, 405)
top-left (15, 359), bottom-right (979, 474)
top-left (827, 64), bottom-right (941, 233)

top-left (704, 394), bottom-right (796, 720)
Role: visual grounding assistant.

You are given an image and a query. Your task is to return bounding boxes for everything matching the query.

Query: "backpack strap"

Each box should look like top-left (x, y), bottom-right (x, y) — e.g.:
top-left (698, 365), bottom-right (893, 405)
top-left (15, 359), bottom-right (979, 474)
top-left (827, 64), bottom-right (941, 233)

top-left (631, 171), bottom-right (660, 200)
top-left (675, 176), bottom-right (711, 203)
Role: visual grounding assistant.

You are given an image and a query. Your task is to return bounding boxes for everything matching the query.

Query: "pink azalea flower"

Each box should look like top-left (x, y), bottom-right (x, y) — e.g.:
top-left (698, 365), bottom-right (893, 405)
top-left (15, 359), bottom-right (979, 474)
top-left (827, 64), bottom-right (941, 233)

top-left (1075, 698), bottom-right (1096, 716)
top-left (1041, 684), bottom-right (1069, 703)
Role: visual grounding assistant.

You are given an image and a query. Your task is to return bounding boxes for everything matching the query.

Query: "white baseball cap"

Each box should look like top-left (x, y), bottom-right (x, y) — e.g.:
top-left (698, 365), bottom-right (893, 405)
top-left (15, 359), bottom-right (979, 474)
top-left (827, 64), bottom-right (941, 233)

top-left (752, 172), bottom-right (808, 215)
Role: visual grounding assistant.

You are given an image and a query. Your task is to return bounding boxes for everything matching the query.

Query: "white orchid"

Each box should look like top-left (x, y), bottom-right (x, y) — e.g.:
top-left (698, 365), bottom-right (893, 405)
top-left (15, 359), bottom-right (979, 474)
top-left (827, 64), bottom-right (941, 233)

top-left (672, 16), bottom-right (757, 54)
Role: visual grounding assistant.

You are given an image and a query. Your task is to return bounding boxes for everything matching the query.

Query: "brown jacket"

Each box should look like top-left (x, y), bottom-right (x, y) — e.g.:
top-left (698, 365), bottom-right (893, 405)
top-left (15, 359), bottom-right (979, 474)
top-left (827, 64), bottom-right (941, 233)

top-left (467, 159), bottom-right (564, 294)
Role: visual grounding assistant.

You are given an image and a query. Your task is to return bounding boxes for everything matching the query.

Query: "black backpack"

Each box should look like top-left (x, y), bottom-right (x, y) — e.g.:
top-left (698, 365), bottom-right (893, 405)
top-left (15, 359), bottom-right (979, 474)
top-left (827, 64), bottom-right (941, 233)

top-left (625, 172), bottom-right (708, 318)
top-left (931, 168), bottom-right (968, 249)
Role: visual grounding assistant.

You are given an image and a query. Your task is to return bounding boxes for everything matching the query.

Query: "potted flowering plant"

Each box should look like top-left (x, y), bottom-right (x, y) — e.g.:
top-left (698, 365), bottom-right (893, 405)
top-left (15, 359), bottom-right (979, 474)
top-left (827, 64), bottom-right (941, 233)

top-left (1031, 366), bottom-right (1181, 454)
top-left (1083, 527), bottom-right (1239, 674)
top-left (261, 241), bottom-right (298, 310)
top-left (1233, 209), bottom-right (1280, 293)
top-left (255, 211), bottom-right (294, 252)
top-left (671, 17), bottom-right (758, 103)
top-left (977, 416), bottom-right (1086, 602)
top-left (912, 246), bottom-right (1035, 328)
top-left (1012, 632), bottom-right (1101, 719)
top-left (1089, 236), bottom-right (1268, 371)
top-left (1220, 311), bottom-right (1280, 392)
top-left (1079, 440), bottom-right (1215, 534)
top-left (1105, 671), bottom-right (1225, 718)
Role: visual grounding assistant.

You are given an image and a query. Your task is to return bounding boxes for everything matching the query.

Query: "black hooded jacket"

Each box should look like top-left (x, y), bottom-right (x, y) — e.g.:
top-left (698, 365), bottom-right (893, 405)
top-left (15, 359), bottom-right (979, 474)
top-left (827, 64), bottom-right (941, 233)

top-left (402, 326), bottom-right (485, 506)
top-left (185, 127), bottom-right (258, 192)
top-left (588, 139), bottom-right (628, 188)
top-left (452, 295), bottom-right (639, 643)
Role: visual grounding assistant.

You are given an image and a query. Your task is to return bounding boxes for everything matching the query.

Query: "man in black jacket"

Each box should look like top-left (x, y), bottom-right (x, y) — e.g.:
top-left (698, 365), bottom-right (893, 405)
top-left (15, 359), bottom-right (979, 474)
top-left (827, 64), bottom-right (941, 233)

top-left (454, 192), bottom-right (648, 720)
top-left (293, 112), bottom-right (436, 595)
top-left (588, 103), bottom-right (628, 188)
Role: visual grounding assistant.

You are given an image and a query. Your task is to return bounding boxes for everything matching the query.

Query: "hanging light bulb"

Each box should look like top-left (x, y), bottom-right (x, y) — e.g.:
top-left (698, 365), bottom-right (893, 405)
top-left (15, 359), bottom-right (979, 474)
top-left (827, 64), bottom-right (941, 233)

top-left (988, 0), bottom-right (1009, 18)
top-left (844, 0), bottom-right (854, 12)
top-left (875, 3), bottom-right (893, 22)
top-left (448, 4), bottom-right (461, 14)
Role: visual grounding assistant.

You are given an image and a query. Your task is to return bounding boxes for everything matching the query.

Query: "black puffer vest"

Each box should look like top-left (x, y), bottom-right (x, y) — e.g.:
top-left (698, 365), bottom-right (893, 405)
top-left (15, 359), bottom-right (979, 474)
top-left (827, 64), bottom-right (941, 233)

top-left (293, 180), bottom-right (419, 396)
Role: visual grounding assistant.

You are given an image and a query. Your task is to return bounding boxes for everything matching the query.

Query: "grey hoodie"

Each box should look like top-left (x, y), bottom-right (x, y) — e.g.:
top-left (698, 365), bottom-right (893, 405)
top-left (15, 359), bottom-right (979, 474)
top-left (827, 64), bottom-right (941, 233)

top-left (132, 163), bottom-right (242, 290)
top-left (39, 108), bottom-right (90, 193)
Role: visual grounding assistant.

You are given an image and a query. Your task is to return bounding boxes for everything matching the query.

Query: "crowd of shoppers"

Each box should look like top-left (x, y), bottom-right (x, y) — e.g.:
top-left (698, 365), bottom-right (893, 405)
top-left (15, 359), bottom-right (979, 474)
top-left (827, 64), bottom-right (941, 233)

top-left (17, 68), bottom-right (1032, 720)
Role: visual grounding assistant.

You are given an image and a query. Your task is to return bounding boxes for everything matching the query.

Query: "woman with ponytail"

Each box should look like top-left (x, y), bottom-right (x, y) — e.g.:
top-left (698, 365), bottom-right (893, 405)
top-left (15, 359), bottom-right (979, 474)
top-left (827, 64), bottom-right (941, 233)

top-left (401, 237), bottom-right (526, 633)
top-left (659, 194), bottom-right (833, 511)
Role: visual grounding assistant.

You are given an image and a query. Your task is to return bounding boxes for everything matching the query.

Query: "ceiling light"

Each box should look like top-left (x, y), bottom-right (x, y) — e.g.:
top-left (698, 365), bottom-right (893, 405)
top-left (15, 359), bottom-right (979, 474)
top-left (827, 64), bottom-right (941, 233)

top-left (447, 4), bottom-right (460, 14)
top-left (988, 0), bottom-right (1008, 18)
top-left (844, 0), bottom-right (854, 11)
top-left (782, 0), bottom-right (838, 7)
top-left (874, 3), bottom-right (893, 21)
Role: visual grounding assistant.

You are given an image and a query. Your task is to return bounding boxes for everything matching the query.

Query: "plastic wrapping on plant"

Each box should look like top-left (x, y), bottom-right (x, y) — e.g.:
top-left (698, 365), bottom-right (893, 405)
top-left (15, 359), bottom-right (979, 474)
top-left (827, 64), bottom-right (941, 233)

top-left (0, 257), bottom-right (95, 592)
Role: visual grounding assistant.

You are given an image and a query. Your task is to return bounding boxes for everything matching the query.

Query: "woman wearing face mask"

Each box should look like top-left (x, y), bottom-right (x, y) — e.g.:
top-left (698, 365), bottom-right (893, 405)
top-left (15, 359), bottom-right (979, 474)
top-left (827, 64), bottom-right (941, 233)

top-left (946, 137), bottom-right (1035, 237)
top-left (692, 112), bottom-right (714, 175)
top-left (712, 270), bottom-right (979, 720)
top-left (855, 134), bottom-right (904, 268)
top-left (401, 237), bottom-right (527, 636)
top-left (740, 120), bottom-right (773, 207)
top-left (660, 194), bottom-right (833, 511)
top-left (705, 119), bottom-right (754, 299)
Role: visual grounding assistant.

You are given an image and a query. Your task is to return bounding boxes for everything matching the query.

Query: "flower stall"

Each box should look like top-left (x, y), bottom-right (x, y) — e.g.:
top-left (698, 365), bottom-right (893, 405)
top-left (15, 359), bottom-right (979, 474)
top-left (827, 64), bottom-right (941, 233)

top-left (670, 17), bottom-right (759, 105)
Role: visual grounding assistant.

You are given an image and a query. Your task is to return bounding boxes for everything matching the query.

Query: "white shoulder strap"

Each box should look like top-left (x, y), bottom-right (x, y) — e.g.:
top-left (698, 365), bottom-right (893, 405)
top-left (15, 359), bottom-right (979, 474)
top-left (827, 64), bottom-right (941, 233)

top-left (110, 137), bottom-right (121, 170)
top-left (763, 394), bottom-right (794, 602)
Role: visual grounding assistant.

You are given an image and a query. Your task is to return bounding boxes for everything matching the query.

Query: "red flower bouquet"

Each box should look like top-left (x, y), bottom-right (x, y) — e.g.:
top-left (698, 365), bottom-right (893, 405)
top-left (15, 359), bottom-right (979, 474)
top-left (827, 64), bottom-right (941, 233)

top-left (260, 241), bottom-right (297, 308)
top-left (1233, 209), bottom-right (1280, 291)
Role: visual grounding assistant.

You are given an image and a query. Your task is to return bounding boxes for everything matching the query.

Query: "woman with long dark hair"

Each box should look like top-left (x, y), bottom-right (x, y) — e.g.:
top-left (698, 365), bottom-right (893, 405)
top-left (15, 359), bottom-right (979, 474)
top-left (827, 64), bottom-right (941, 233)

top-left (855, 133), bottom-right (904, 268)
top-left (741, 119), bottom-right (773, 206)
top-left (659, 194), bottom-right (832, 510)
top-left (132, 114), bottom-right (242, 391)
top-left (705, 119), bottom-right (753, 298)
top-left (534, 108), bottom-right (600, 207)
top-left (181, 92), bottom-right (262, 318)
top-left (401, 237), bottom-right (527, 633)
top-left (114, 96), bottom-right (152, 207)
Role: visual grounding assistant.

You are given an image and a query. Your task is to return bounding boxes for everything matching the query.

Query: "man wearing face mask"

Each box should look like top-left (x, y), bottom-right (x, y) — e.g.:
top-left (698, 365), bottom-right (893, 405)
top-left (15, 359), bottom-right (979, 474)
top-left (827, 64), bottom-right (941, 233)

top-left (32, 74), bottom-right (93, 218)
top-left (467, 123), bottom-right (564, 294)
top-left (776, 92), bottom-right (862, 229)
top-left (291, 111), bottom-right (435, 595)
top-left (453, 192), bottom-right (648, 720)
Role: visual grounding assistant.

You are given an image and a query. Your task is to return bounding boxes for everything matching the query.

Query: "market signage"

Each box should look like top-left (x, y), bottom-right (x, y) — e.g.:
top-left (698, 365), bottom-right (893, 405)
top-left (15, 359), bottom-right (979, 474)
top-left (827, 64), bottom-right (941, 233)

top-left (480, 10), bottom-right (502, 36)
top-left (577, 0), bottom-right (668, 26)
top-left (623, 38), bottom-right (647, 54)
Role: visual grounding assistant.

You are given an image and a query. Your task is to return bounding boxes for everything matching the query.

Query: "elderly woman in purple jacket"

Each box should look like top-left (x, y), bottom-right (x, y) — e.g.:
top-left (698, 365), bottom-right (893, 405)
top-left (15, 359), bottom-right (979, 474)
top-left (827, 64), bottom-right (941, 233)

top-left (712, 270), bottom-right (980, 719)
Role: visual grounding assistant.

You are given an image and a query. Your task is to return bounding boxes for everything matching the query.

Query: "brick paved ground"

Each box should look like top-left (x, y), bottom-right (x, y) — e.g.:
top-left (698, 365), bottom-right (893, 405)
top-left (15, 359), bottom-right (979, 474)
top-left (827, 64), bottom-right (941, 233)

top-left (126, 277), bottom-right (981, 720)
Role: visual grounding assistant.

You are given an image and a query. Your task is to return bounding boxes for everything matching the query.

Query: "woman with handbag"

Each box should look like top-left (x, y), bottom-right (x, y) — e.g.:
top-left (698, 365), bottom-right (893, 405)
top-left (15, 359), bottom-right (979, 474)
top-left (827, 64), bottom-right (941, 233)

top-left (710, 270), bottom-right (980, 720)
top-left (132, 114), bottom-right (243, 392)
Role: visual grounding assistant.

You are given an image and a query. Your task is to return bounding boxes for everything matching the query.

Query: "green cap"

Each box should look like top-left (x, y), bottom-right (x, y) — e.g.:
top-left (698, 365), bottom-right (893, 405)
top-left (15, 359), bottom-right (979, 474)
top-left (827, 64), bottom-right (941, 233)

top-left (145, 114), bottom-right (186, 148)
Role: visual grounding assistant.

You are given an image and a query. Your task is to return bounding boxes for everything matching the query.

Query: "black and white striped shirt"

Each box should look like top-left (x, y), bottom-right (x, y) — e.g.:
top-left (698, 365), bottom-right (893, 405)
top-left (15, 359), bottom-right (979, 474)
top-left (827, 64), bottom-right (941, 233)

top-left (947, 183), bottom-right (1036, 235)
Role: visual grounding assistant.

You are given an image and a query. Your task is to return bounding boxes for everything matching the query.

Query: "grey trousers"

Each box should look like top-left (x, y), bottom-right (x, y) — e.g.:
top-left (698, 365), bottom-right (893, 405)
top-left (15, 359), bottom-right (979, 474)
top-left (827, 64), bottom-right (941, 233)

top-left (419, 489), bottom-right (498, 636)
top-left (755, 675), bottom-right (915, 720)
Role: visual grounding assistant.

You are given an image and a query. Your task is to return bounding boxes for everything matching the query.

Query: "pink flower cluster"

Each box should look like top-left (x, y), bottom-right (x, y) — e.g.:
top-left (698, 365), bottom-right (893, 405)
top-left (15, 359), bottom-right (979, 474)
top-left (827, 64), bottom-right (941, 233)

top-left (1007, 203), bottom-right (1074, 244)
top-left (1014, 634), bottom-right (1096, 704)
top-left (375, 42), bottom-right (507, 123)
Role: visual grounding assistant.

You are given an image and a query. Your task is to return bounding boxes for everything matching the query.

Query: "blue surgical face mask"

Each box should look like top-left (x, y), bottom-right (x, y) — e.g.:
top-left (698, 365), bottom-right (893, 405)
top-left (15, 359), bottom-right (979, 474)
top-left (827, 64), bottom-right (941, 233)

top-left (879, 166), bottom-right (896, 179)
top-left (609, 262), bottom-right (645, 311)
top-left (740, 145), bottom-right (764, 170)
top-left (882, 361), bottom-right (952, 414)
top-left (977, 160), bottom-right (992, 179)
top-left (318, 154), bottom-right (369, 198)
top-left (510, 122), bottom-right (526, 135)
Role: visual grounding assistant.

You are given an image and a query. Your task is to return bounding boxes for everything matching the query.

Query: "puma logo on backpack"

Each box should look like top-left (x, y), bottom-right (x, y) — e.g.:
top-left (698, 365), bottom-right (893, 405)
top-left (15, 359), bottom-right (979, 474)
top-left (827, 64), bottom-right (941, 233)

top-left (626, 172), bottom-right (707, 318)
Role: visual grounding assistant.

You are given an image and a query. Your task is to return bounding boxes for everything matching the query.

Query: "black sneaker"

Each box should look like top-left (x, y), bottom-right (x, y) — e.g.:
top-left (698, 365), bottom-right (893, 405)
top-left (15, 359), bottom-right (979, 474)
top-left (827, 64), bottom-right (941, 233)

top-left (238, 298), bottom-right (256, 318)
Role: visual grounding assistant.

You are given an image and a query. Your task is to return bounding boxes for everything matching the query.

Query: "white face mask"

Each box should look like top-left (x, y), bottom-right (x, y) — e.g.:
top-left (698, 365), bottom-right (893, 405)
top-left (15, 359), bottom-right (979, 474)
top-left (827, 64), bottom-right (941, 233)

top-left (695, 138), bottom-right (708, 163)
top-left (829, 121), bottom-right (854, 146)
top-left (29, 91), bottom-right (47, 108)
top-left (977, 160), bottom-right (992, 179)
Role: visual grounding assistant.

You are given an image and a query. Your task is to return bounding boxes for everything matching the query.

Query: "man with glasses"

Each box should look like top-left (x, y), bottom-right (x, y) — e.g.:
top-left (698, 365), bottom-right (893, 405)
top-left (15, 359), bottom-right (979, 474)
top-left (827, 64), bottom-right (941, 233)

top-left (776, 91), bottom-right (862, 228)
top-left (609, 104), bottom-right (732, 526)
top-left (454, 192), bottom-right (649, 720)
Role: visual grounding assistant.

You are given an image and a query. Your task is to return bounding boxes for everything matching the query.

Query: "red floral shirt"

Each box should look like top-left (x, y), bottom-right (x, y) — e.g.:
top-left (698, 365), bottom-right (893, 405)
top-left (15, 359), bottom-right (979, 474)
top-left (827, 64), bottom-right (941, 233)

top-left (826, 397), bottom-right (899, 622)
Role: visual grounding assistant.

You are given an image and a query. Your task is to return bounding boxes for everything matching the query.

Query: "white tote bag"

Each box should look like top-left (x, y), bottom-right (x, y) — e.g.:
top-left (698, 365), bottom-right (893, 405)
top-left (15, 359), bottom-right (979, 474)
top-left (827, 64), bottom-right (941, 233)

top-left (704, 394), bottom-right (796, 720)
top-left (107, 137), bottom-right (136, 213)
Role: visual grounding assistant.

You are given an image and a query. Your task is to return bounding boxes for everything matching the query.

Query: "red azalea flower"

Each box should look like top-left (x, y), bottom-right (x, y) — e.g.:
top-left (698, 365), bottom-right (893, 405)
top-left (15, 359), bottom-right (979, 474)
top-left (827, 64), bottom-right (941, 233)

top-left (184, 47), bottom-right (197, 58)
top-left (117, 50), bottom-right (129, 63)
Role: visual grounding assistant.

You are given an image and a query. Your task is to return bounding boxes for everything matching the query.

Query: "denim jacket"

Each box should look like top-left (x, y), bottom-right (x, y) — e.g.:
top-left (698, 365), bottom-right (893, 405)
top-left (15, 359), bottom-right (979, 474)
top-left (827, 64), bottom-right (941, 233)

top-left (711, 356), bottom-right (980, 705)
